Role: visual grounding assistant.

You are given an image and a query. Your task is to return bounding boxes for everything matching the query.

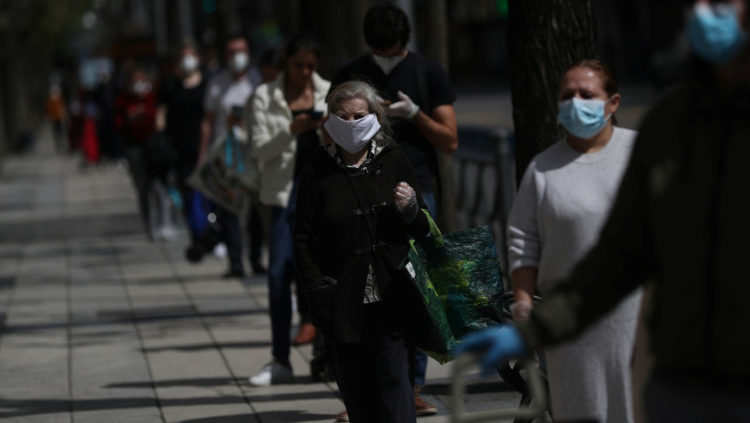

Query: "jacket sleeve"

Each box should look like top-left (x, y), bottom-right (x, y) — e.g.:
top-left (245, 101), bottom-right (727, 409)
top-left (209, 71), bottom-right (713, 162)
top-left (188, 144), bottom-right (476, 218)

top-left (517, 133), bottom-right (656, 350)
top-left (294, 162), bottom-right (323, 293)
top-left (248, 88), bottom-right (294, 162)
top-left (507, 161), bottom-right (542, 272)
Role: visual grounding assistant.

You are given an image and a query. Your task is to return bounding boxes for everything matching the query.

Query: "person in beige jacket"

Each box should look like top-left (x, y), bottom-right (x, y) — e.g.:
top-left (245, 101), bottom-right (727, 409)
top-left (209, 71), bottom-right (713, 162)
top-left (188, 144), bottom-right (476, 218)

top-left (246, 34), bottom-right (331, 386)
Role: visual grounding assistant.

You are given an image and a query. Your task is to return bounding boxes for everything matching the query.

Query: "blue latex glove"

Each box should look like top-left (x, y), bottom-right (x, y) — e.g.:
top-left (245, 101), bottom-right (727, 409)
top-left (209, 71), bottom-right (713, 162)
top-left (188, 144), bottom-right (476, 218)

top-left (454, 325), bottom-right (527, 372)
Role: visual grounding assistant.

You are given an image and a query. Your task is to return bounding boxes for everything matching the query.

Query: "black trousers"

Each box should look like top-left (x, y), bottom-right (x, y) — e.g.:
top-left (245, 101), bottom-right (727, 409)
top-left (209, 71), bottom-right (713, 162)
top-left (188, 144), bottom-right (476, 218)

top-left (326, 302), bottom-right (416, 423)
top-left (216, 206), bottom-right (244, 274)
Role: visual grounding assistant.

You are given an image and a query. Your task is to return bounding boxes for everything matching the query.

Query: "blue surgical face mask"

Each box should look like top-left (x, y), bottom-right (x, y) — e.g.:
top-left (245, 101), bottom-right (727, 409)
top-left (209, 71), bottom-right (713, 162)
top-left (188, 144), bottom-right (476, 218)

top-left (686, 2), bottom-right (748, 64)
top-left (558, 97), bottom-right (612, 139)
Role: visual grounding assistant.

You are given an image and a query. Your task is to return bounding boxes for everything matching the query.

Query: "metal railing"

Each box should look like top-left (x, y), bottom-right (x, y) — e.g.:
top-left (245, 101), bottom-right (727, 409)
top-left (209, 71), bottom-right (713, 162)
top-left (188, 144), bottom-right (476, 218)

top-left (451, 355), bottom-right (547, 423)
top-left (453, 127), bottom-right (515, 288)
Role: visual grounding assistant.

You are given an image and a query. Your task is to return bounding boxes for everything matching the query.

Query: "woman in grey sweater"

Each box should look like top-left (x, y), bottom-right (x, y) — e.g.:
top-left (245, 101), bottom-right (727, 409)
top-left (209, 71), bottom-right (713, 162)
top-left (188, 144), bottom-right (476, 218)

top-left (508, 59), bottom-right (642, 423)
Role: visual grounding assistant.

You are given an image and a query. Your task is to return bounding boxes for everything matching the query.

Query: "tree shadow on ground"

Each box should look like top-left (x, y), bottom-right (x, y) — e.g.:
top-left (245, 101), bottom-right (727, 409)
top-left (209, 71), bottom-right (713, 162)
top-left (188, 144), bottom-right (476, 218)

top-left (0, 391), bottom-right (339, 418)
top-left (107, 377), bottom-right (335, 394)
top-left (140, 340), bottom-right (271, 353)
top-left (181, 410), bottom-right (335, 422)
top-left (423, 379), bottom-right (515, 396)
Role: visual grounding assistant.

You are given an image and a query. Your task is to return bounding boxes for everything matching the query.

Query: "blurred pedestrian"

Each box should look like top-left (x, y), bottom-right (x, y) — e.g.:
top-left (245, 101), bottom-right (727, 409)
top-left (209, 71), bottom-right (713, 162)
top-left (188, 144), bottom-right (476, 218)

top-left (246, 34), bottom-right (330, 386)
top-left (158, 42), bottom-right (206, 241)
top-left (44, 85), bottom-right (67, 153)
top-left (330, 3), bottom-right (459, 417)
top-left (295, 80), bottom-right (431, 423)
top-left (456, 1), bottom-right (750, 422)
top-left (114, 68), bottom-right (162, 239)
top-left (201, 34), bottom-right (260, 278)
top-left (507, 59), bottom-right (640, 423)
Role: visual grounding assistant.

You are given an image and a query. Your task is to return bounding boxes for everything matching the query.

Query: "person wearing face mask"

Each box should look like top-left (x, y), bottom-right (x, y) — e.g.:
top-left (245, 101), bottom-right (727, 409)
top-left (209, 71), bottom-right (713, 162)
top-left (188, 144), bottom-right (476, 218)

top-left (157, 43), bottom-right (206, 241)
top-left (114, 67), bottom-right (161, 239)
top-left (200, 34), bottom-right (262, 278)
top-left (330, 5), bottom-right (456, 418)
top-left (246, 34), bottom-right (331, 386)
top-left (503, 59), bottom-right (641, 423)
top-left (295, 80), bottom-right (432, 423)
top-left (456, 1), bottom-right (750, 422)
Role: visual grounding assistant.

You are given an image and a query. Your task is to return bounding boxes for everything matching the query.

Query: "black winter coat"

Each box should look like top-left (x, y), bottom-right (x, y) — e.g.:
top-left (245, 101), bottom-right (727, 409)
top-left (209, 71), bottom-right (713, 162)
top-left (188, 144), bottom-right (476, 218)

top-left (294, 142), bottom-right (431, 343)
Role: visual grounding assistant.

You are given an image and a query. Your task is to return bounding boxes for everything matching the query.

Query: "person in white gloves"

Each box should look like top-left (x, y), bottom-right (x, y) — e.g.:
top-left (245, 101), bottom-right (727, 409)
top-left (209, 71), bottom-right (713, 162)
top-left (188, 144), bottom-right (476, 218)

top-left (295, 80), bottom-right (433, 423)
top-left (329, 5), bottom-right (458, 418)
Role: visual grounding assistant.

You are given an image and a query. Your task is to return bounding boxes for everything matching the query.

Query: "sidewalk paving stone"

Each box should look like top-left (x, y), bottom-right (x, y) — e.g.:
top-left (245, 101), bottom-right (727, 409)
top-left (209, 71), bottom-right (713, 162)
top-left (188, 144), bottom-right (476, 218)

top-left (0, 127), bottom-right (529, 422)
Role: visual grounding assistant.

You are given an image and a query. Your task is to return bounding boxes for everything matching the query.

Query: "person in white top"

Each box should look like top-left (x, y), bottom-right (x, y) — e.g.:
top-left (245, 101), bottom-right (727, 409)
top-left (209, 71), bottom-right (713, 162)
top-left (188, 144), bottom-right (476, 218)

top-left (200, 35), bottom-right (261, 278)
top-left (508, 59), bottom-right (642, 423)
top-left (246, 34), bottom-right (331, 386)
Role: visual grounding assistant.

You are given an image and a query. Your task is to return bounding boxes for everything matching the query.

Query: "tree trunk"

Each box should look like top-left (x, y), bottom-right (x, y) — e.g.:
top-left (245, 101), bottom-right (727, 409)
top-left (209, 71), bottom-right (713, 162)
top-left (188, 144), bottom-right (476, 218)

top-left (417, 0), bottom-right (458, 232)
top-left (508, 0), bottom-right (598, 183)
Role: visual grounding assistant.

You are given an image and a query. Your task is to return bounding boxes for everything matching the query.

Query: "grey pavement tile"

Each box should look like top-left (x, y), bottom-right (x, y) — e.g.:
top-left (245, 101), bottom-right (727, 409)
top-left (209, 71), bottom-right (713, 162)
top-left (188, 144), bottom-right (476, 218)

top-left (125, 284), bottom-right (186, 300)
top-left (182, 280), bottom-right (247, 297)
top-left (71, 409), bottom-right (161, 423)
top-left (69, 283), bottom-right (127, 300)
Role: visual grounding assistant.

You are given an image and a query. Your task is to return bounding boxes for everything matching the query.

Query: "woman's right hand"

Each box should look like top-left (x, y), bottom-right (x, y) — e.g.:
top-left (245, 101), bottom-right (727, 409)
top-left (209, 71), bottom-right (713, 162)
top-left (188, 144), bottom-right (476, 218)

top-left (289, 113), bottom-right (322, 135)
top-left (306, 276), bottom-right (336, 335)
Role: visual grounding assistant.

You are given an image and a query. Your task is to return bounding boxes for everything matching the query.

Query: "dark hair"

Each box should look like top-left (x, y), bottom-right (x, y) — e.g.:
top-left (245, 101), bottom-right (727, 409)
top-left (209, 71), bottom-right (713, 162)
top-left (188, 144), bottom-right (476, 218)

top-left (363, 3), bottom-right (411, 50)
top-left (224, 32), bottom-right (247, 45)
top-left (259, 47), bottom-right (282, 68)
top-left (563, 59), bottom-right (619, 124)
top-left (564, 59), bottom-right (619, 97)
top-left (284, 33), bottom-right (321, 61)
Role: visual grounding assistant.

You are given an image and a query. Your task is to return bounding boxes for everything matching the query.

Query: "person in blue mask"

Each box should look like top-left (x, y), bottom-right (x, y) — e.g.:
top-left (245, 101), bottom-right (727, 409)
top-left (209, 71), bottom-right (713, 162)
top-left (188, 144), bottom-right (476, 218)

top-left (456, 1), bottom-right (750, 422)
top-left (505, 59), bottom-right (641, 423)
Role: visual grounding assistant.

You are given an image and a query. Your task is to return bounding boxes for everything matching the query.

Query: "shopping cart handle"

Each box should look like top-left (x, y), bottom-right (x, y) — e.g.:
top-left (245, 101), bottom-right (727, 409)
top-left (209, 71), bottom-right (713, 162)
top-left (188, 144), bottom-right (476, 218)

top-left (450, 354), bottom-right (547, 423)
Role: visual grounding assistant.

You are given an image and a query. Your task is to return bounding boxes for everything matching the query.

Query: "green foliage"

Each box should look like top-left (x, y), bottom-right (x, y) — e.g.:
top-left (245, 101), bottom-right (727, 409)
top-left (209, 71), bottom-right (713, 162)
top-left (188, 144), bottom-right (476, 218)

top-left (0, 0), bottom-right (91, 59)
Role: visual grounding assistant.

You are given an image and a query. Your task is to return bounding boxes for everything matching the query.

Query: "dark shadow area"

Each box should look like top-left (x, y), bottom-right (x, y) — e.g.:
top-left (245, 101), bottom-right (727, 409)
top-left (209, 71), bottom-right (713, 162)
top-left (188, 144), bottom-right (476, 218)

top-left (0, 392), bottom-right (338, 418)
top-left (0, 307), bottom-right (268, 334)
top-left (22, 246), bottom-right (68, 258)
top-left (182, 410), bottom-right (335, 423)
top-left (108, 379), bottom-right (335, 401)
top-left (0, 396), bottom-right (236, 418)
top-left (0, 275), bottom-right (16, 290)
top-left (124, 274), bottom-right (207, 286)
top-left (141, 340), bottom-right (271, 353)
top-left (0, 201), bottom-right (34, 212)
top-left (0, 250), bottom-right (22, 259)
top-left (74, 245), bottom-right (130, 257)
top-left (424, 379), bottom-right (515, 396)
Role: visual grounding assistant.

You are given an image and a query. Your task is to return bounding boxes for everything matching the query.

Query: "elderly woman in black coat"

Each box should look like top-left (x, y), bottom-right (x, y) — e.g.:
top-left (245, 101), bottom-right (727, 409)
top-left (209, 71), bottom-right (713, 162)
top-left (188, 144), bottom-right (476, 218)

top-left (294, 80), bottom-right (431, 423)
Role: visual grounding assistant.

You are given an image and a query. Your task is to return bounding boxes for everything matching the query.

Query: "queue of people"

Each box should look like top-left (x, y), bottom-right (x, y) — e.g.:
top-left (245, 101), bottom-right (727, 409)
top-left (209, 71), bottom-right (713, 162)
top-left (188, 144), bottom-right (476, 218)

top-left (51, 0), bottom-right (749, 422)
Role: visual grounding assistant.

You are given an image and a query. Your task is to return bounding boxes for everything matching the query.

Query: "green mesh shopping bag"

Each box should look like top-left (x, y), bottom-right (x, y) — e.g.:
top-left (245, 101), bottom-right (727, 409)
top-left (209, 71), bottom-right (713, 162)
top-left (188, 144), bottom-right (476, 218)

top-left (404, 210), bottom-right (505, 363)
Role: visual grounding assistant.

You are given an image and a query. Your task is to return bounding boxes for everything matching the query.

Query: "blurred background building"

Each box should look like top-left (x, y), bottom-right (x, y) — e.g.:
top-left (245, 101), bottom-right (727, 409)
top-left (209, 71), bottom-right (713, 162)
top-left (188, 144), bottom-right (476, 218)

top-left (0, 0), bottom-right (692, 157)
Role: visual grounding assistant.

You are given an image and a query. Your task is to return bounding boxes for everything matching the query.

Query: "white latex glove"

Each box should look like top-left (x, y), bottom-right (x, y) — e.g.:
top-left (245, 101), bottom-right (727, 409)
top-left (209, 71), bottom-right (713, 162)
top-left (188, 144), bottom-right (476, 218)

top-left (393, 181), bottom-right (418, 223)
top-left (386, 90), bottom-right (419, 120)
top-left (510, 301), bottom-right (532, 322)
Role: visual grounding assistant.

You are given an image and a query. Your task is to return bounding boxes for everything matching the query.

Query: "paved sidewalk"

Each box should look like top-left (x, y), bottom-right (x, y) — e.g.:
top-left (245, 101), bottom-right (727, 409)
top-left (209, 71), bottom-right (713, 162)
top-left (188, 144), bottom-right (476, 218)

top-left (0, 133), bottom-right (521, 422)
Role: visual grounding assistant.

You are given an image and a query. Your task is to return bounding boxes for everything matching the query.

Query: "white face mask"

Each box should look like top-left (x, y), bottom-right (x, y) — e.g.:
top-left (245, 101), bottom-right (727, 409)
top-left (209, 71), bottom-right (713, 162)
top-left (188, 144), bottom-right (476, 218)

top-left (229, 52), bottom-right (249, 74)
top-left (180, 55), bottom-right (199, 74)
top-left (132, 80), bottom-right (152, 96)
top-left (372, 53), bottom-right (405, 75)
top-left (324, 114), bottom-right (381, 154)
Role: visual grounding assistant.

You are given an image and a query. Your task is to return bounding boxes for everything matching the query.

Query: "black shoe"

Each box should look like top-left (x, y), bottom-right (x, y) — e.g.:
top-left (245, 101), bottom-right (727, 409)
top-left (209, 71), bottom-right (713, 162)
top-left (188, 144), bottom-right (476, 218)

top-left (251, 262), bottom-right (267, 275)
top-left (222, 270), bottom-right (246, 279)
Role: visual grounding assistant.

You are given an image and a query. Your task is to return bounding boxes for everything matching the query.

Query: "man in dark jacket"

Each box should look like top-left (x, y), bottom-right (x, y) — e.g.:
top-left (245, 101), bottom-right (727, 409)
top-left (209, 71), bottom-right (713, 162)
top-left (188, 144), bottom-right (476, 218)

top-left (456, 1), bottom-right (750, 421)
